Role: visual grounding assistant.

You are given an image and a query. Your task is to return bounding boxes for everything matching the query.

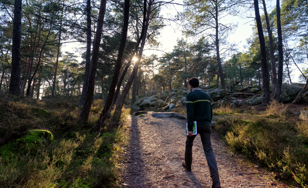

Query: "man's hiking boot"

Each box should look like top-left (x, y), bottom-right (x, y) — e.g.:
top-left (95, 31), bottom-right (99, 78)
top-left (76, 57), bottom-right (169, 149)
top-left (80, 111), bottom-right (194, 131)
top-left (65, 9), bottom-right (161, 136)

top-left (212, 183), bottom-right (221, 188)
top-left (182, 162), bottom-right (191, 172)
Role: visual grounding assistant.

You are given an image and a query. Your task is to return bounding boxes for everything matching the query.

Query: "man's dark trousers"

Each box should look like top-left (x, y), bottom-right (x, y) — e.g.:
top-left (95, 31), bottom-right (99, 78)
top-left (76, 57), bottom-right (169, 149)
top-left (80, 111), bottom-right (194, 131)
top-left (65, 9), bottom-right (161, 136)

top-left (185, 123), bottom-right (220, 185)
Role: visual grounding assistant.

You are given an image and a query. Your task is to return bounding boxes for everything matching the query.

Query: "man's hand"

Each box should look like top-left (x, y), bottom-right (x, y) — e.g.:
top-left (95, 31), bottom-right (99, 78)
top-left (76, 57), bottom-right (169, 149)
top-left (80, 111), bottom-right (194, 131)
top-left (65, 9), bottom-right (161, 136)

top-left (188, 131), bottom-right (193, 137)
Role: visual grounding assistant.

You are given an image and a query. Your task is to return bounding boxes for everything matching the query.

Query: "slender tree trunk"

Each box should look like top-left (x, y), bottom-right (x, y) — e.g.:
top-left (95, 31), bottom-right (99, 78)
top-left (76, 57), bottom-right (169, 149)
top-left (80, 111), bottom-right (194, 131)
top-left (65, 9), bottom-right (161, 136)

top-left (132, 79), bottom-right (137, 105)
top-left (262, 0), bottom-right (277, 89)
top-left (79, 0), bottom-right (92, 107)
top-left (30, 74), bottom-right (36, 98)
top-left (9, 0), bottom-right (22, 95)
top-left (274, 0), bottom-right (283, 101)
top-left (254, 0), bottom-right (270, 104)
top-left (52, 5), bottom-right (64, 97)
top-left (285, 53), bottom-right (292, 84)
top-left (113, 63), bottom-right (130, 106)
top-left (36, 67), bottom-right (42, 99)
top-left (26, 28), bottom-right (51, 96)
top-left (21, 58), bottom-right (32, 95)
top-left (183, 51), bottom-right (188, 87)
top-left (79, 0), bottom-right (107, 123)
top-left (215, 1), bottom-right (225, 89)
top-left (293, 79), bottom-right (308, 104)
top-left (0, 67), bottom-right (5, 93)
top-left (67, 69), bottom-right (70, 96)
top-left (239, 64), bottom-right (243, 89)
top-left (112, 0), bottom-right (151, 122)
top-left (89, 0), bottom-right (129, 130)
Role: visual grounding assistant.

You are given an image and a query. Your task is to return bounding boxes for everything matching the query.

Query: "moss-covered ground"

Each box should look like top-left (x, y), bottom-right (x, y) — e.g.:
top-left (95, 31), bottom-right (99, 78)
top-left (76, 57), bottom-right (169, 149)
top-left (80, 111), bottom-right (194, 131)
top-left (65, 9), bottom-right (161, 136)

top-left (0, 95), bottom-right (129, 187)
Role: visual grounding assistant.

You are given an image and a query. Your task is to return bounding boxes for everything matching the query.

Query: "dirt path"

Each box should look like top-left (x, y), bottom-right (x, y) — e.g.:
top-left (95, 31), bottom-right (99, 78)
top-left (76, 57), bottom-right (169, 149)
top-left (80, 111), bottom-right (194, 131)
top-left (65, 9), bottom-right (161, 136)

top-left (120, 112), bottom-right (289, 188)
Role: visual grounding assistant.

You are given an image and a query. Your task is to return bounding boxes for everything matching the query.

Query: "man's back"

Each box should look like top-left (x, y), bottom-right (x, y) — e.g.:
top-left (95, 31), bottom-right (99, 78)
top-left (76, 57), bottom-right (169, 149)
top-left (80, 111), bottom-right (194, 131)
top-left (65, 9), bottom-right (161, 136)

top-left (186, 89), bottom-right (212, 131)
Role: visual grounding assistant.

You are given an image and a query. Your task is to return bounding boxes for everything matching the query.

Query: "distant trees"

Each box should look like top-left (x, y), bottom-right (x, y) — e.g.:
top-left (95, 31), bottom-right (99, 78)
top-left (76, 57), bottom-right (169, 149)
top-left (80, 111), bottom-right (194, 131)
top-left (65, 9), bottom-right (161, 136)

top-left (2, 0), bottom-right (308, 132)
top-left (182, 0), bottom-right (238, 89)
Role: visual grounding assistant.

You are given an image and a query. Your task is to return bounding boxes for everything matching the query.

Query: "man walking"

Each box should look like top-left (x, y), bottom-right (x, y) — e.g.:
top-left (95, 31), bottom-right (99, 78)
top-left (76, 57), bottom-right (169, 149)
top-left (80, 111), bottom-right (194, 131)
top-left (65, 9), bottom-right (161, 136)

top-left (182, 77), bottom-right (221, 188)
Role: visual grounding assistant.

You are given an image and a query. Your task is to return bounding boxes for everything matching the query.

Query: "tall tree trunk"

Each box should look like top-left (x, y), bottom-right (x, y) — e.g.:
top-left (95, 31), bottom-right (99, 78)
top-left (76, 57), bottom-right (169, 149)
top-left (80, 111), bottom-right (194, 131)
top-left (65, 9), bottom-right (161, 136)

top-left (215, 1), bottom-right (225, 89)
top-left (66, 69), bottom-right (70, 96)
top-left (91, 0), bottom-right (130, 131)
top-left (293, 79), bottom-right (308, 104)
top-left (79, 0), bottom-right (92, 107)
top-left (274, 0), bottom-right (283, 101)
top-left (132, 79), bottom-right (137, 105)
top-left (21, 58), bottom-right (32, 95)
top-left (262, 0), bottom-right (277, 89)
top-left (111, 0), bottom-right (151, 123)
top-left (9, 0), bottom-right (22, 95)
top-left (216, 74), bottom-right (219, 88)
top-left (36, 67), bottom-right (42, 99)
top-left (113, 63), bottom-right (130, 106)
top-left (254, 0), bottom-right (270, 104)
top-left (30, 74), bottom-right (36, 98)
top-left (285, 52), bottom-right (292, 84)
top-left (26, 28), bottom-right (51, 96)
top-left (0, 67), bottom-right (5, 93)
top-left (239, 64), bottom-right (243, 89)
top-left (79, 0), bottom-right (107, 123)
top-left (52, 5), bottom-right (64, 97)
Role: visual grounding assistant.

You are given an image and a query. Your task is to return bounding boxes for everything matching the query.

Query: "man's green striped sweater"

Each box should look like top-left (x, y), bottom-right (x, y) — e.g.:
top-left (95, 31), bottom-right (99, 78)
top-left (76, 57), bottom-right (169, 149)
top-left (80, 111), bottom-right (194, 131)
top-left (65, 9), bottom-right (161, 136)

top-left (186, 88), bottom-right (212, 131)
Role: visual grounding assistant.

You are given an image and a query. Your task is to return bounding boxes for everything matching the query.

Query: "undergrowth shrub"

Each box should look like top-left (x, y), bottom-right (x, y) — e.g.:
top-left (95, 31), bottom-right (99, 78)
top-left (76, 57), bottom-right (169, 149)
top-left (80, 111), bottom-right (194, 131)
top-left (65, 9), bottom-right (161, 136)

top-left (263, 100), bottom-right (288, 118)
top-left (296, 120), bottom-right (308, 144)
top-left (215, 115), bottom-right (308, 187)
top-left (213, 105), bottom-right (239, 115)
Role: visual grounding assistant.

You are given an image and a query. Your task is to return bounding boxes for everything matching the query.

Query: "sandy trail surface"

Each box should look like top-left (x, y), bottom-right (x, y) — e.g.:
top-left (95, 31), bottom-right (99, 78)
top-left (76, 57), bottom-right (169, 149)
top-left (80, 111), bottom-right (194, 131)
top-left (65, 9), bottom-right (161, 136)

top-left (120, 112), bottom-right (288, 188)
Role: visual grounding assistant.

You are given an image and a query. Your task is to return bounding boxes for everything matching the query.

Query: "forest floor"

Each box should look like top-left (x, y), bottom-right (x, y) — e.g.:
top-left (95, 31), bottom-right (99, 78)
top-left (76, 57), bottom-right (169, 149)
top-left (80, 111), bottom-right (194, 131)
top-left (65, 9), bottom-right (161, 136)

top-left (118, 111), bottom-right (291, 188)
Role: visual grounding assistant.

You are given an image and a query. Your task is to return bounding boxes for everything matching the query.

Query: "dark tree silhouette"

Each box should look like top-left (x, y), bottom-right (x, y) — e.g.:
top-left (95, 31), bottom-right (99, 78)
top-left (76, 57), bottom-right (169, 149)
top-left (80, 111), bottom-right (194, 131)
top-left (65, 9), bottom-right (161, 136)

top-left (254, 0), bottom-right (270, 104)
top-left (9, 0), bottom-right (22, 95)
top-left (79, 0), bottom-right (107, 123)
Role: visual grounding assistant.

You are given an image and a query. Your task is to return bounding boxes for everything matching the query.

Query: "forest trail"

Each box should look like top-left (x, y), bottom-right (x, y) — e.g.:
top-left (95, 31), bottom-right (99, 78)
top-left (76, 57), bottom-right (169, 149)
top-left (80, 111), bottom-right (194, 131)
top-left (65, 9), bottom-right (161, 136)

top-left (120, 112), bottom-right (288, 188)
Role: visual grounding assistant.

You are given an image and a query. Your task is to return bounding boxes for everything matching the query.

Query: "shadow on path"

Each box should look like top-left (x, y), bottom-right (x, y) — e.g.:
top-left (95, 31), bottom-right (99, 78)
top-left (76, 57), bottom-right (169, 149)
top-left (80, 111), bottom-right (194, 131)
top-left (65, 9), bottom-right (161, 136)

top-left (126, 116), bottom-right (146, 187)
top-left (185, 171), bottom-right (207, 188)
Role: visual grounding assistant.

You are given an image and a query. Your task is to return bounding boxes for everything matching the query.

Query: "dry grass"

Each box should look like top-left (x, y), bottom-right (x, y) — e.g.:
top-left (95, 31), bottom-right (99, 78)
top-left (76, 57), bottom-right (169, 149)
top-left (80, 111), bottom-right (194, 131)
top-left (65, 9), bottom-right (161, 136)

top-left (263, 100), bottom-right (288, 118)
top-left (213, 105), bottom-right (240, 115)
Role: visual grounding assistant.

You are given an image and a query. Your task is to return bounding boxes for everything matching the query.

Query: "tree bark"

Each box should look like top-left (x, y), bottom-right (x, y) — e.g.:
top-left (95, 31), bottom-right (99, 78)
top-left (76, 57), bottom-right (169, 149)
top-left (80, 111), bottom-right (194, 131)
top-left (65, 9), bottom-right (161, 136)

top-left (36, 67), bottom-right (42, 99)
top-left (79, 0), bottom-right (92, 107)
top-left (254, 0), bottom-right (270, 104)
top-left (90, 0), bottom-right (130, 130)
top-left (132, 78), bottom-right (137, 105)
top-left (9, 0), bottom-right (22, 95)
top-left (293, 79), bottom-right (308, 104)
top-left (274, 0), bottom-right (283, 101)
top-left (66, 69), bottom-right (70, 96)
top-left (79, 0), bottom-right (107, 123)
top-left (0, 67), bottom-right (5, 93)
top-left (262, 0), bottom-right (277, 89)
top-left (52, 3), bottom-right (64, 97)
top-left (239, 64), bottom-right (243, 89)
top-left (26, 28), bottom-right (51, 96)
top-left (111, 0), bottom-right (151, 122)
top-left (215, 0), bottom-right (225, 89)
top-left (285, 52), bottom-right (292, 84)
top-left (113, 63), bottom-right (130, 106)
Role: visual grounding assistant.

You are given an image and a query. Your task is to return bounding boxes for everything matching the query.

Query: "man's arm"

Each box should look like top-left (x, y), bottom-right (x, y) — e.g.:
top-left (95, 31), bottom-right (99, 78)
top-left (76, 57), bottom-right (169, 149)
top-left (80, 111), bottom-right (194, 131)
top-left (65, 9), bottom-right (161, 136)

top-left (186, 94), bottom-right (194, 132)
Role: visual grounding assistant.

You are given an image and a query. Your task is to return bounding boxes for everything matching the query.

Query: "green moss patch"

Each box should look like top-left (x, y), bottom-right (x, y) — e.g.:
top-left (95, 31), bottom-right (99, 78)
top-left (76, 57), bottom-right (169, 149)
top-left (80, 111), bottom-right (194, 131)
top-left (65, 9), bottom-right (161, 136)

top-left (0, 129), bottom-right (53, 161)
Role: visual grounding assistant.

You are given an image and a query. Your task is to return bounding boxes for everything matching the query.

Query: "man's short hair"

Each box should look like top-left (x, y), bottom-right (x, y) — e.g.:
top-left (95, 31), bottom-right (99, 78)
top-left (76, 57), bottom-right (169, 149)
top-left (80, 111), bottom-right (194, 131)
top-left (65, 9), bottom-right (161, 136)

top-left (189, 77), bottom-right (199, 88)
